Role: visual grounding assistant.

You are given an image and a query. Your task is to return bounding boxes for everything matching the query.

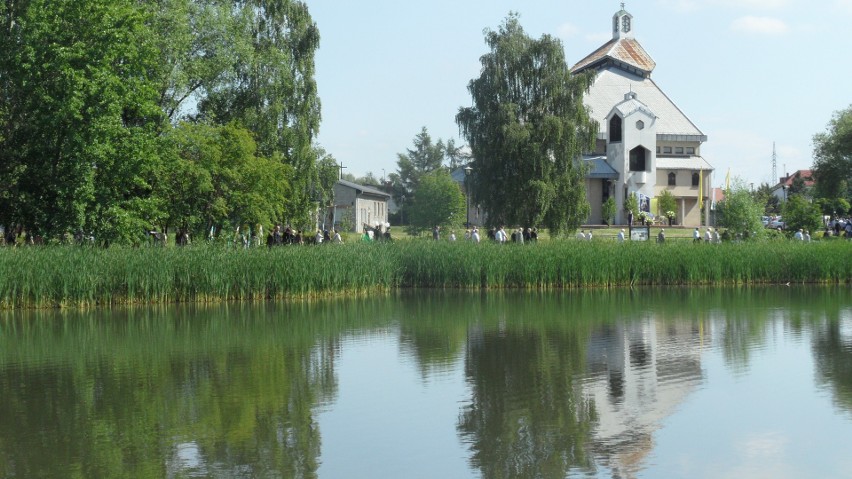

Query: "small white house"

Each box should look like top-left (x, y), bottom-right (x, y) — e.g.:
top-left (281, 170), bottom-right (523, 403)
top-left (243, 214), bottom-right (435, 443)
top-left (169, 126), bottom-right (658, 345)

top-left (332, 179), bottom-right (391, 232)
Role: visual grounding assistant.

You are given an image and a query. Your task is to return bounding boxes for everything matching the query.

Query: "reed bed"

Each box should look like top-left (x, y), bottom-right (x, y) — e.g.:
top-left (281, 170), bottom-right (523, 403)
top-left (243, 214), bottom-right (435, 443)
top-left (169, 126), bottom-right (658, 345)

top-left (0, 239), bottom-right (850, 308)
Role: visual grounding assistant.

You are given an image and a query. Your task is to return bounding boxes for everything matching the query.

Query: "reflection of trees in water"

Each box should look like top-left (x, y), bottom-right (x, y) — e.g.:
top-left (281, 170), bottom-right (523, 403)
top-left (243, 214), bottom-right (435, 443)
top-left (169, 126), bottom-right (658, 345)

top-left (458, 328), bottom-right (597, 479)
top-left (812, 315), bottom-right (852, 416)
top-left (396, 294), bottom-right (470, 378)
top-left (0, 300), bottom-right (389, 478)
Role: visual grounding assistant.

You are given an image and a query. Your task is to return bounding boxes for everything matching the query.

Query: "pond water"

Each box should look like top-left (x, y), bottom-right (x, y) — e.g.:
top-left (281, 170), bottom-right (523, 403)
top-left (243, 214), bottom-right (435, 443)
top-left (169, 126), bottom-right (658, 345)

top-left (1, 287), bottom-right (851, 478)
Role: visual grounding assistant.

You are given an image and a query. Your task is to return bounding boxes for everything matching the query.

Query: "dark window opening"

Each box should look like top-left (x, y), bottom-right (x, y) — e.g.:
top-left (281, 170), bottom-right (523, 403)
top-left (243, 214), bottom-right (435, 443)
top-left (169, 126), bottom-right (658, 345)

top-left (692, 173), bottom-right (700, 186)
top-left (629, 147), bottom-right (646, 172)
top-left (668, 172), bottom-right (676, 186)
top-left (609, 116), bottom-right (622, 143)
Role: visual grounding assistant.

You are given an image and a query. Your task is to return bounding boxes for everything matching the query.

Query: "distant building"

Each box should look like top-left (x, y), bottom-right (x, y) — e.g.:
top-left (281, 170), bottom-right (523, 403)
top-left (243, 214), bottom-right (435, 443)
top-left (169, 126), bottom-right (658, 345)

top-left (573, 6), bottom-right (713, 226)
top-left (770, 170), bottom-right (814, 202)
top-left (332, 179), bottom-right (391, 232)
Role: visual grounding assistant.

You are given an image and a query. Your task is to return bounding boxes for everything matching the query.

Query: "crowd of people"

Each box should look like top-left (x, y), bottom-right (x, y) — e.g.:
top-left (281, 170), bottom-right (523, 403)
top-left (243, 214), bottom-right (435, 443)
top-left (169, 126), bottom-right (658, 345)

top-left (825, 217), bottom-right (852, 239)
top-left (431, 225), bottom-right (539, 244)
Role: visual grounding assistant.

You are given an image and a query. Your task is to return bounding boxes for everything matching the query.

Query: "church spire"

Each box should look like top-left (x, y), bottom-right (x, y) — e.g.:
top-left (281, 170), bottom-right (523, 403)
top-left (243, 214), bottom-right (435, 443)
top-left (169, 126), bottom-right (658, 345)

top-left (612, 4), bottom-right (634, 40)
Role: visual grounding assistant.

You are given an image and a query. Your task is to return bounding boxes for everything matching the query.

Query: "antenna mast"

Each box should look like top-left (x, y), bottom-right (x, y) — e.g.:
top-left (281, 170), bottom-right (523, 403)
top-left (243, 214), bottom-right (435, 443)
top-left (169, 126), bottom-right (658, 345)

top-left (771, 142), bottom-right (777, 183)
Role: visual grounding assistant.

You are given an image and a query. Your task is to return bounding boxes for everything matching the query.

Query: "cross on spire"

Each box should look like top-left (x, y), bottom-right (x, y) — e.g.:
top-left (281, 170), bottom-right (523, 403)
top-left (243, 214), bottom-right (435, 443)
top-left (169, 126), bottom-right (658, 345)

top-left (621, 2), bottom-right (626, 9)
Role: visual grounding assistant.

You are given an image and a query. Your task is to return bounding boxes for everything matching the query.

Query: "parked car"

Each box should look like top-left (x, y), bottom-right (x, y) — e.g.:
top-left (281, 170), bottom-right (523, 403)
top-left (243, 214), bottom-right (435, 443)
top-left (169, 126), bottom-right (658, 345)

top-left (768, 217), bottom-right (785, 229)
top-left (761, 216), bottom-right (770, 227)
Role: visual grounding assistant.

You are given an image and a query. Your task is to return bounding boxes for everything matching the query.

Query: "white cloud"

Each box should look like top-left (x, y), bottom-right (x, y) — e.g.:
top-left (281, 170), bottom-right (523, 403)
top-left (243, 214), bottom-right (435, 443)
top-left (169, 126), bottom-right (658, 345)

top-left (730, 16), bottom-right (790, 34)
top-left (717, 432), bottom-right (801, 479)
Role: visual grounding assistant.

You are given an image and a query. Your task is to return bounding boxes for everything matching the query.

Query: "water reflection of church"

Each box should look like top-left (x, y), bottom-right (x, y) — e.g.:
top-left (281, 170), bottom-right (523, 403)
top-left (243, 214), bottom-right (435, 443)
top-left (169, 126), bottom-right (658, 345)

top-left (583, 317), bottom-right (704, 478)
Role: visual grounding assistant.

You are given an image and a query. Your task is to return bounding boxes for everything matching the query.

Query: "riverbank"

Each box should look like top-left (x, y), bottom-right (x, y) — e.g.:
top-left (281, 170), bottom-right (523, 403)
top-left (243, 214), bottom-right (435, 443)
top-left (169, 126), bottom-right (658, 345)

top-left (1, 240), bottom-right (850, 308)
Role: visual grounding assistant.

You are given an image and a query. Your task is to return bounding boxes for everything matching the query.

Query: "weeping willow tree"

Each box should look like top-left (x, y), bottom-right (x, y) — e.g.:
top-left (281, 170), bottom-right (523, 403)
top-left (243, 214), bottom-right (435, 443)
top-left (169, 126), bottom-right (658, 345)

top-left (456, 13), bottom-right (597, 234)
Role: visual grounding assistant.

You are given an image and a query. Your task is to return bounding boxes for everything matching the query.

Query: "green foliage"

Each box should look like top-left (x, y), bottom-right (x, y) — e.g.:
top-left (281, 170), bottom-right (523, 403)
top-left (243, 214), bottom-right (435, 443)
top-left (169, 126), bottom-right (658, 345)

top-left (716, 179), bottom-right (765, 238)
top-left (816, 197), bottom-right (851, 217)
top-left (456, 14), bottom-right (596, 234)
top-left (812, 105), bottom-right (852, 202)
top-left (194, 0), bottom-right (321, 224)
top-left (156, 123), bottom-right (289, 234)
top-left (783, 195), bottom-right (823, 234)
top-left (0, 0), bottom-right (163, 241)
top-left (0, 0), bottom-right (322, 243)
top-left (407, 171), bottom-right (466, 235)
top-left (602, 197), bottom-right (617, 226)
top-left (3, 241), bottom-right (852, 308)
top-left (657, 190), bottom-right (677, 218)
top-left (752, 182), bottom-right (781, 215)
top-left (396, 127), bottom-right (445, 194)
top-left (624, 193), bottom-right (638, 217)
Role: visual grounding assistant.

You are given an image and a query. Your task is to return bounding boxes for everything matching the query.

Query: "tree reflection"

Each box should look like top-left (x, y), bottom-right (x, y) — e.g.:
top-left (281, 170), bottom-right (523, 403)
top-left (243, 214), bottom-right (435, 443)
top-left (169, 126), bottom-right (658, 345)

top-left (812, 317), bottom-right (852, 416)
top-left (458, 326), bottom-right (597, 478)
top-left (0, 300), bottom-right (384, 478)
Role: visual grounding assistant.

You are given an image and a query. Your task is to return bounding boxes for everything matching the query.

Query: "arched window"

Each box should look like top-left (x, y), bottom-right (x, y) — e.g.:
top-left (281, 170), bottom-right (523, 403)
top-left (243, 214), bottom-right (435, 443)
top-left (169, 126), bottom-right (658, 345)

top-left (668, 172), bottom-right (676, 186)
top-left (609, 115), bottom-right (622, 143)
top-left (629, 146), bottom-right (646, 172)
top-left (692, 173), bottom-right (700, 186)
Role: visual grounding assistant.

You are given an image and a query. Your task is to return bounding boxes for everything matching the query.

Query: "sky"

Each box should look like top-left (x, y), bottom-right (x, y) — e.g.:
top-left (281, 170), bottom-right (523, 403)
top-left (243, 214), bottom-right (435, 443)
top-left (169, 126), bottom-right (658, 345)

top-left (305, 0), bottom-right (852, 189)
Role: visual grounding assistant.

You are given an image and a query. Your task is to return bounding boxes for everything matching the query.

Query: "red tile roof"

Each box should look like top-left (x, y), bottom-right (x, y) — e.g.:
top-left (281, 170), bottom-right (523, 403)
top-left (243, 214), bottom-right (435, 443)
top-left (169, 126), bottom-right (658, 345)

top-left (779, 170), bottom-right (814, 187)
top-left (571, 38), bottom-right (656, 76)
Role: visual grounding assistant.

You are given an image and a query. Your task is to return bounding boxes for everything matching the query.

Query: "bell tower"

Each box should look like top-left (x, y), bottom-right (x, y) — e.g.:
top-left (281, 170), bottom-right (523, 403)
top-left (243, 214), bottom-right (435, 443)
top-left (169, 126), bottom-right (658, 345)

top-left (612, 4), bottom-right (634, 40)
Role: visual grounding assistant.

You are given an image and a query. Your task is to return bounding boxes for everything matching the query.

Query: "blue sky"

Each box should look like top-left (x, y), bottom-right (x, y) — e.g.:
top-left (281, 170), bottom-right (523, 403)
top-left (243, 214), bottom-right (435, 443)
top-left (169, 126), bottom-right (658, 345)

top-left (307, 0), bottom-right (852, 188)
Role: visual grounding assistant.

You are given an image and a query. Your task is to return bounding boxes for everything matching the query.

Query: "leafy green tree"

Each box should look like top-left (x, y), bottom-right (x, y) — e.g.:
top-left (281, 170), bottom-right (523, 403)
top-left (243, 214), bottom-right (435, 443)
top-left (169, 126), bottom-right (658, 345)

top-left (407, 170), bottom-right (466, 235)
top-left (315, 149), bottom-right (340, 227)
top-left (716, 180), bottom-right (765, 238)
top-left (812, 105), bottom-right (852, 202)
top-left (0, 0), bottom-right (163, 242)
top-left (788, 174), bottom-right (811, 198)
top-left (657, 190), bottom-right (677, 224)
top-left (602, 197), bottom-right (616, 226)
top-left (815, 197), bottom-right (850, 218)
top-left (392, 127), bottom-right (452, 225)
top-left (624, 193), bottom-right (638, 219)
top-left (444, 138), bottom-right (471, 170)
top-left (396, 127), bottom-right (445, 196)
top-left (144, 0), bottom-right (235, 122)
top-left (783, 195), bottom-right (822, 235)
top-left (195, 0), bottom-right (321, 225)
top-left (752, 183), bottom-right (780, 215)
top-left (156, 123), bottom-right (288, 235)
top-left (456, 14), bottom-right (596, 234)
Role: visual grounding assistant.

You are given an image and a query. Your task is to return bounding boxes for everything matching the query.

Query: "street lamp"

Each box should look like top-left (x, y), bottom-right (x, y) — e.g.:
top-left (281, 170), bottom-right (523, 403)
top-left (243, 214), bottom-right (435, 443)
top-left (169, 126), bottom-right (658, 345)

top-left (464, 165), bottom-right (473, 227)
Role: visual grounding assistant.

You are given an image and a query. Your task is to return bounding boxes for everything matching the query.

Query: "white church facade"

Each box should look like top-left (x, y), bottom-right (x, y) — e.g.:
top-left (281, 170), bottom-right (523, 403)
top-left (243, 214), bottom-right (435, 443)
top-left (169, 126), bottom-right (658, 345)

top-left (575, 7), bottom-right (713, 226)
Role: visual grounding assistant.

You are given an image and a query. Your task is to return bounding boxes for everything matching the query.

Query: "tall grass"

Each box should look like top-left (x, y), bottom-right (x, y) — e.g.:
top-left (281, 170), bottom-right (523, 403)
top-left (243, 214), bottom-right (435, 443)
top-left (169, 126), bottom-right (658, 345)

top-left (1, 240), bottom-right (850, 308)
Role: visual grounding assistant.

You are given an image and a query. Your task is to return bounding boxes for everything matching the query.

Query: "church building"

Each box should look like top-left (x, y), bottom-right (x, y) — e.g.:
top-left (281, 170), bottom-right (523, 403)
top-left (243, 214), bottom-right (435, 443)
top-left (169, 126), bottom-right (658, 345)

top-left (574, 6), bottom-right (713, 226)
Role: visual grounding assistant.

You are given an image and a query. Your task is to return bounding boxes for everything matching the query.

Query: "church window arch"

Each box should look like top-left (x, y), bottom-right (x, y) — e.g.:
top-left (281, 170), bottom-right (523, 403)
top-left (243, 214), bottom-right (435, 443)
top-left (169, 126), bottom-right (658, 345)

top-left (609, 115), bottom-right (622, 143)
top-left (629, 146), bottom-right (646, 172)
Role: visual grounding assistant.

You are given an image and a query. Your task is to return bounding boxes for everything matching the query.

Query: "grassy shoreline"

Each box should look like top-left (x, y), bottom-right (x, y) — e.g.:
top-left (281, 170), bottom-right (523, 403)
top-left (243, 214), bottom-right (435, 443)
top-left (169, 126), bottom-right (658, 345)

top-left (2, 240), bottom-right (851, 309)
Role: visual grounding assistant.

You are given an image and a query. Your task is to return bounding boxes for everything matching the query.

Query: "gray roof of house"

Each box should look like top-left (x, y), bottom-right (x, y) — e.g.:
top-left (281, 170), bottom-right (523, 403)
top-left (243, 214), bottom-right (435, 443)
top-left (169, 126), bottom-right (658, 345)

top-left (336, 179), bottom-right (391, 198)
top-left (584, 156), bottom-right (620, 179)
top-left (656, 156), bottom-right (714, 171)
